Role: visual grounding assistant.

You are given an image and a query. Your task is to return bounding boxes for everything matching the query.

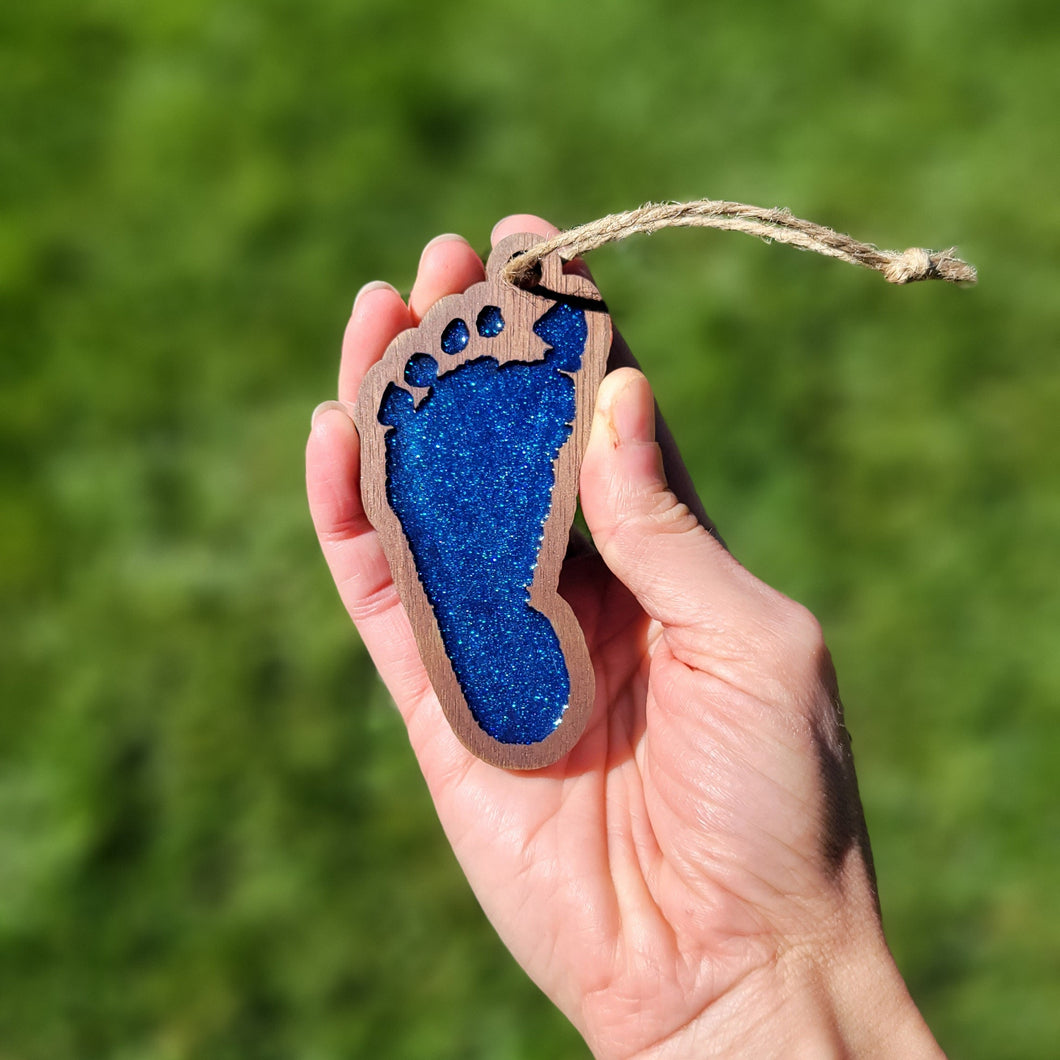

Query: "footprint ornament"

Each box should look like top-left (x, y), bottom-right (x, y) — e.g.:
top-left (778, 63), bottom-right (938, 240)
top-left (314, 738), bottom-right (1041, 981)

top-left (354, 234), bottom-right (612, 769)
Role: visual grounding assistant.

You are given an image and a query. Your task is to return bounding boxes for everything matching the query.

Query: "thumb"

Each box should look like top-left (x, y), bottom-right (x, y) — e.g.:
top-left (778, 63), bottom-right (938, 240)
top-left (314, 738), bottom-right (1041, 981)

top-left (579, 368), bottom-right (753, 631)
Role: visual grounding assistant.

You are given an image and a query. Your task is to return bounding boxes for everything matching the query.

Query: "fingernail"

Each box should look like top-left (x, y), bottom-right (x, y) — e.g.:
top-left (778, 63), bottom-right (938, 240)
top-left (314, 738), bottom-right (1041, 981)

top-left (353, 280), bottom-right (398, 312)
top-left (609, 375), bottom-right (654, 446)
top-left (491, 216), bottom-right (557, 245)
top-left (311, 400), bottom-right (353, 429)
top-left (419, 232), bottom-right (468, 263)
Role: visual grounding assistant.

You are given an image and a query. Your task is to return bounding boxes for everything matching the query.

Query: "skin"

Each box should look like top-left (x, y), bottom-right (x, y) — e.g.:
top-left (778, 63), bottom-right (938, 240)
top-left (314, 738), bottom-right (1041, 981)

top-left (306, 215), bottom-right (946, 1058)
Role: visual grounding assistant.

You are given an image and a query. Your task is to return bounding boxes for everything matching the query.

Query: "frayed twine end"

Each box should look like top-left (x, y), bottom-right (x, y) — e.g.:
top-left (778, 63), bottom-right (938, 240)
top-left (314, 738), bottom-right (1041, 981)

top-left (883, 247), bottom-right (978, 286)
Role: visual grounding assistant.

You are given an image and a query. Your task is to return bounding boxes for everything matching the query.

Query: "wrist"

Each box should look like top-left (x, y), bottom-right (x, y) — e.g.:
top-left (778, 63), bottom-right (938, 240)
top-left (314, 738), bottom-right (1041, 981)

top-left (752, 934), bottom-right (942, 1060)
top-left (621, 920), bottom-right (944, 1060)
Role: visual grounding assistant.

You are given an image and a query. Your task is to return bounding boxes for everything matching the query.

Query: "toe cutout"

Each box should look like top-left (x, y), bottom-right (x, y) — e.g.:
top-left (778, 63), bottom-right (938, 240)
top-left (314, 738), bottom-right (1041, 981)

top-left (440, 318), bottom-right (470, 354)
top-left (533, 302), bottom-right (588, 372)
top-left (404, 353), bottom-right (438, 388)
top-left (476, 305), bottom-right (505, 338)
top-left (378, 382), bottom-right (414, 427)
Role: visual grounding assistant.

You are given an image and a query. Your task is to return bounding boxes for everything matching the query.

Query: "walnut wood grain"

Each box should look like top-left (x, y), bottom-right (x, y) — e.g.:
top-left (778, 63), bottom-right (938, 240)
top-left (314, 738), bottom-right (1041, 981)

top-left (353, 233), bottom-right (611, 769)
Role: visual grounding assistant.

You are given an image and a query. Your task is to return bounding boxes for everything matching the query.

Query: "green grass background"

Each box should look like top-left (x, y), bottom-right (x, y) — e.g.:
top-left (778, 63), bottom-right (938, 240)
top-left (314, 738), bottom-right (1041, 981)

top-left (2, 0), bottom-right (1058, 1056)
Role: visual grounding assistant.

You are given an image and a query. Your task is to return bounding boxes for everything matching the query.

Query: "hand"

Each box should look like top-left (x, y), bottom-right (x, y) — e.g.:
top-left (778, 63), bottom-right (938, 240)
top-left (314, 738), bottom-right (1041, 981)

top-left (306, 215), bottom-right (944, 1058)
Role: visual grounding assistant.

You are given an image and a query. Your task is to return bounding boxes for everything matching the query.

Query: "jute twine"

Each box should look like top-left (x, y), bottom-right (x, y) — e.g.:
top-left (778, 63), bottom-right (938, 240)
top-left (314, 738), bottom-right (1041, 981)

top-left (500, 199), bottom-right (977, 288)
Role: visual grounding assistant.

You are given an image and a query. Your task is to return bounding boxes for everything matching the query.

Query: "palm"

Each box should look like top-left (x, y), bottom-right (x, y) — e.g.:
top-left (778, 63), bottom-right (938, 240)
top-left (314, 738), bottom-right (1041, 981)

top-left (407, 541), bottom-right (812, 1054)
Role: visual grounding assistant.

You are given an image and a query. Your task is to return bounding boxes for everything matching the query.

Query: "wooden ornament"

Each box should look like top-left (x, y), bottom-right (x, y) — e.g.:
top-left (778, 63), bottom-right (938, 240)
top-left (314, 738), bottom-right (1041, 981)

top-left (354, 233), bottom-right (612, 769)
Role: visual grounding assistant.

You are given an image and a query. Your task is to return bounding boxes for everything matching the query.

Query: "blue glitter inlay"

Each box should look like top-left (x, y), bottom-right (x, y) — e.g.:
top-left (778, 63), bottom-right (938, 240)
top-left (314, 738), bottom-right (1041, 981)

top-left (380, 300), bottom-right (588, 744)
top-left (476, 305), bottom-right (505, 338)
top-left (404, 353), bottom-right (438, 388)
top-left (440, 318), bottom-right (470, 354)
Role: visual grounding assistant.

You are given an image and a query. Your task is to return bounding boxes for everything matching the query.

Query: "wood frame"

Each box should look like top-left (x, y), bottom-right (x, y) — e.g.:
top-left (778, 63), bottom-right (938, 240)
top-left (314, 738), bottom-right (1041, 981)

top-left (354, 233), bottom-right (612, 769)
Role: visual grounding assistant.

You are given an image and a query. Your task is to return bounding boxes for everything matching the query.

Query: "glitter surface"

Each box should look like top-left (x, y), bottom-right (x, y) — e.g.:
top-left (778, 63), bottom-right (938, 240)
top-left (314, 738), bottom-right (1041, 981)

top-left (476, 305), bottom-right (505, 337)
top-left (440, 318), bottom-right (470, 354)
top-left (379, 300), bottom-right (588, 744)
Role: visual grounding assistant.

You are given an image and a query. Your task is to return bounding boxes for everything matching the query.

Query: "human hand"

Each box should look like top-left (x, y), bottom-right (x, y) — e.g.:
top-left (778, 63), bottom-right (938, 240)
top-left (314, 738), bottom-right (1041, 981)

top-left (306, 215), bottom-right (944, 1058)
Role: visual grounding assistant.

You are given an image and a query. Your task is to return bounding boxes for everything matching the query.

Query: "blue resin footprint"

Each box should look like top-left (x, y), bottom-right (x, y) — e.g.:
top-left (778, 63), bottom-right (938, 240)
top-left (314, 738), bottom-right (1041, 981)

top-left (380, 301), bottom-right (584, 745)
top-left (354, 234), bottom-right (612, 769)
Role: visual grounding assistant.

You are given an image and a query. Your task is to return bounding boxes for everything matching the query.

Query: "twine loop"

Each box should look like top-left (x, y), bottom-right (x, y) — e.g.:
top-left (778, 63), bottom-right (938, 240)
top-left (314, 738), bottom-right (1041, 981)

top-left (500, 199), bottom-right (977, 289)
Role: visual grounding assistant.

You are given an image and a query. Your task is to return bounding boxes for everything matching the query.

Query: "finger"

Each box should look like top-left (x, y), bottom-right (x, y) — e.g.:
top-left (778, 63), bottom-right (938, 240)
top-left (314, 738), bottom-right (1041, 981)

top-left (408, 234), bottom-right (486, 323)
top-left (491, 214), bottom-right (592, 282)
top-left (605, 329), bottom-right (722, 543)
top-left (491, 213), bottom-right (561, 244)
top-left (580, 367), bottom-right (758, 633)
top-left (339, 282), bottom-right (415, 405)
top-left (306, 404), bottom-right (435, 713)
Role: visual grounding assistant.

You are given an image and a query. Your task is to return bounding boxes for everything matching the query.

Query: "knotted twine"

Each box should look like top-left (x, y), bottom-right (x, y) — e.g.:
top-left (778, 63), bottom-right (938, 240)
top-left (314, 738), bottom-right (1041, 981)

top-left (500, 199), bottom-right (977, 289)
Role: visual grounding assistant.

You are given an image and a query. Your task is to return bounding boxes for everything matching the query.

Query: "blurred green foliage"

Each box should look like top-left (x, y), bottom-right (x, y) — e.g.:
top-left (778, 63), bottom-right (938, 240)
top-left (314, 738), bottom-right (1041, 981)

top-left (2, 0), bottom-right (1058, 1056)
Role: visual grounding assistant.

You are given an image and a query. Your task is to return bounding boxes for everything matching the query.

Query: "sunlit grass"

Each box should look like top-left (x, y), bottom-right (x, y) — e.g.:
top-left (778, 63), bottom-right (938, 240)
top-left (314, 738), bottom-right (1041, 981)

top-left (2, 1), bottom-right (1058, 1056)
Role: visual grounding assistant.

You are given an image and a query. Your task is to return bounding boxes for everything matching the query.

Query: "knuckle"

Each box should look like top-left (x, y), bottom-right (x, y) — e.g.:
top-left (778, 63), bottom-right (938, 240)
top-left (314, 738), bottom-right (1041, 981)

top-left (639, 487), bottom-right (702, 538)
top-left (767, 595), bottom-right (830, 688)
top-left (782, 598), bottom-right (826, 652)
top-left (614, 489), bottom-right (705, 569)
